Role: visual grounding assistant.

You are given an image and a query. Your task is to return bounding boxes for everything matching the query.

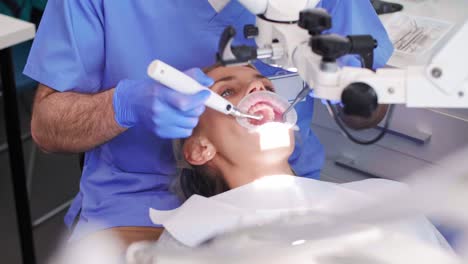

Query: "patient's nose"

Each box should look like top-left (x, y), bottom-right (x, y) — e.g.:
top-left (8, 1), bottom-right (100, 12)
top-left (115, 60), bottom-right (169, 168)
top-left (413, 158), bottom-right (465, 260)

top-left (246, 80), bottom-right (266, 94)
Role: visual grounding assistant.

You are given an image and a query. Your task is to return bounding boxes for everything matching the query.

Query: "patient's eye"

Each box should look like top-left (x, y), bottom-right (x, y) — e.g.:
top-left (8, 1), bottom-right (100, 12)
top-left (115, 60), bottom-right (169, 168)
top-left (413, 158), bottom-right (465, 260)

top-left (220, 88), bottom-right (235, 97)
top-left (262, 80), bottom-right (275, 92)
top-left (265, 85), bottom-right (275, 92)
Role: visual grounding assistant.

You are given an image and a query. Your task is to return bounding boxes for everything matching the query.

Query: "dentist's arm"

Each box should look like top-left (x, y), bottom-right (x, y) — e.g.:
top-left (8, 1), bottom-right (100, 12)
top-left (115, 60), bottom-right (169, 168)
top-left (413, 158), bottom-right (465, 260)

top-left (31, 84), bottom-right (125, 153)
top-left (31, 69), bottom-right (213, 153)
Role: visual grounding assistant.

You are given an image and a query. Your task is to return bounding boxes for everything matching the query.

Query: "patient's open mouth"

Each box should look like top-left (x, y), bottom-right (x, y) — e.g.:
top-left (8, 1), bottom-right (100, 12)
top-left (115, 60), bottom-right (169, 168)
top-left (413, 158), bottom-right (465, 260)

top-left (236, 91), bottom-right (297, 131)
top-left (247, 101), bottom-right (284, 126)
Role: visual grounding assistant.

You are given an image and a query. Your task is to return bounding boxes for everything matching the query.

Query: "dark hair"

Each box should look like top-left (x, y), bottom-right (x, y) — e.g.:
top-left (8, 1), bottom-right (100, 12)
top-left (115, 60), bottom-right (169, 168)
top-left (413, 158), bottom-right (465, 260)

top-left (171, 139), bottom-right (230, 200)
top-left (178, 166), bottom-right (229, 199)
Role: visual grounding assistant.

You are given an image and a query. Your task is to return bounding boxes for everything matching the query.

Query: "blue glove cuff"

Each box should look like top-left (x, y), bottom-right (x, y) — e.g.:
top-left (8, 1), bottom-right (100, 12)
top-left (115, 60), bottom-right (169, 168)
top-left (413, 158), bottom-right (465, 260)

top-left (113, 80), bottom-right (137, 128)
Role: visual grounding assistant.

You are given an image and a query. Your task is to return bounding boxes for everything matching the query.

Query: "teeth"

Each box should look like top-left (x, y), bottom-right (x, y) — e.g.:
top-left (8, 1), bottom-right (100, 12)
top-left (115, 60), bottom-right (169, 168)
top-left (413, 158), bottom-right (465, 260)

top-left (237, 91), bottom-right (298, 130)
top-left (248, 103), bottom-right (275, 123)
top-left (249, 100), bottom-right (283, 112)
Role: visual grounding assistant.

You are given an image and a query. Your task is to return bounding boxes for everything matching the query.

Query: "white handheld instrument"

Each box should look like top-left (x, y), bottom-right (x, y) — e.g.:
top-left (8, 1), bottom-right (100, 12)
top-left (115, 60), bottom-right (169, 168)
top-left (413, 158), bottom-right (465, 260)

top-left (147, 60), bottom-right (262, 120)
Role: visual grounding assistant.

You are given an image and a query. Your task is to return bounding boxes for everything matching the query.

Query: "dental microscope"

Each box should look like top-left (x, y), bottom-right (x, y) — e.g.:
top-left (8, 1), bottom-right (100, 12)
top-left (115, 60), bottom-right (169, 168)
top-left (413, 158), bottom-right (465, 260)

top-left (217, 0), bottom-right (468, 143)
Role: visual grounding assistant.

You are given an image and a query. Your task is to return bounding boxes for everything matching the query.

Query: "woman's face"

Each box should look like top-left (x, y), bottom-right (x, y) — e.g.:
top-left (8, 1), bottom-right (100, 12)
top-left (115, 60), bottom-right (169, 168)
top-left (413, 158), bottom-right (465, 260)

top-left (188, 65), bottom-right (295, 168)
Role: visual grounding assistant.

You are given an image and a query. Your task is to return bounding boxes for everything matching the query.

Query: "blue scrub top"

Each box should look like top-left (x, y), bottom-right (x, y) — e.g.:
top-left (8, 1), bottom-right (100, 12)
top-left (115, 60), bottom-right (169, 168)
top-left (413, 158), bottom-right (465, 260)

top-left (24, 0), bottom-right (392, 240)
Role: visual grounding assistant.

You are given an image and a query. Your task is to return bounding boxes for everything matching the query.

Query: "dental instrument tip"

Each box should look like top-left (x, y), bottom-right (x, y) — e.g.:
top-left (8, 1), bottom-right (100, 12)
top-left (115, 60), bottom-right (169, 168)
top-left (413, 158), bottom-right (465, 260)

top-left (243, 113), bottom-right (264, 120)
top-left (231, 108), bottom-right (263, 120)
top-left (238, 112), bottom-right (263, 120)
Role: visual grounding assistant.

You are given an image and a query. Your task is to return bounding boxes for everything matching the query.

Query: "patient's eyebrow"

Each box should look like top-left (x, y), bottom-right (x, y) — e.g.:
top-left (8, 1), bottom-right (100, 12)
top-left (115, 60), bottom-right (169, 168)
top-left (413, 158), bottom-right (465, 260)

top-left (213, 74), bottom-right (268, 85)
top-left (254, 74), bottom-right (268, 80)
top-left (214, 76), bottom-right (236, 85)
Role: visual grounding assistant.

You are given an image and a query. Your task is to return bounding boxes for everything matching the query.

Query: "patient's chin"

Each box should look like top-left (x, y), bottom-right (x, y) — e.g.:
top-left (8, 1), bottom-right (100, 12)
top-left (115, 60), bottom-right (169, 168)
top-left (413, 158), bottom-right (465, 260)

top-left (259, 148), bottom-right (292, 164)
top-left (226, 169), bottom-right (292, 189)
top-left (257, 134), bottom-right (295, 159)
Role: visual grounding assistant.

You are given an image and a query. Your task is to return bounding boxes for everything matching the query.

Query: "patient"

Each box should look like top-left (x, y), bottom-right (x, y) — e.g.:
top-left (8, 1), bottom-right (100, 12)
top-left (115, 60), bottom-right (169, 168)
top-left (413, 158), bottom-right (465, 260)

top-left (174, 64), bottom-right (296, 199)
top-left (126, 64), bottom-right (451, 263)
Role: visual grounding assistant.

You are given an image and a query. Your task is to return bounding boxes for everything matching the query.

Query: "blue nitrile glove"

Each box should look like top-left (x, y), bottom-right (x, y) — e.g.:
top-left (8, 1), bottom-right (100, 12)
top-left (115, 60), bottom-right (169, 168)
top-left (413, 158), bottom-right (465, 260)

top-left (113, 68), bottom-right (213, 138)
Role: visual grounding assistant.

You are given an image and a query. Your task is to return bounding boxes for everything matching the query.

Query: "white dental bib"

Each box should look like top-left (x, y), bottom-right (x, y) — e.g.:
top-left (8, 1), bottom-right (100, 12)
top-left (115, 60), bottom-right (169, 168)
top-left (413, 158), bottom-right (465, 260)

top-left (149, 175), bottom-right (445, 248)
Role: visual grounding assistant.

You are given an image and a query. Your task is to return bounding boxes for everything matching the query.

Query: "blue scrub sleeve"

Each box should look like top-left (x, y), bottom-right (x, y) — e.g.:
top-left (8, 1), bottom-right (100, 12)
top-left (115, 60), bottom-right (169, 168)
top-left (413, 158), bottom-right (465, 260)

top-left (24, 0), bottom-right (105, 93)
top-left (320, 0), bottom-right (394, 69)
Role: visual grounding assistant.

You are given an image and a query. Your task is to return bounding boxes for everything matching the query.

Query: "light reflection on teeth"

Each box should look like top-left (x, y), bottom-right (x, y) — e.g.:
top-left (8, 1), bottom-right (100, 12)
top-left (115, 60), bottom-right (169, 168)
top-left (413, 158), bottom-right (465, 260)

top-left (248, 103), bottom-right (275, 124)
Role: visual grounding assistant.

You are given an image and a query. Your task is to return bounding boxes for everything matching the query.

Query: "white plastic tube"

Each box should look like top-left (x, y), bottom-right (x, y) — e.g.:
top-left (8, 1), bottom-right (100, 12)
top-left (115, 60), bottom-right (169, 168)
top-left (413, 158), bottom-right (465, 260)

top-left (147, 60), bottom-right (233, 115)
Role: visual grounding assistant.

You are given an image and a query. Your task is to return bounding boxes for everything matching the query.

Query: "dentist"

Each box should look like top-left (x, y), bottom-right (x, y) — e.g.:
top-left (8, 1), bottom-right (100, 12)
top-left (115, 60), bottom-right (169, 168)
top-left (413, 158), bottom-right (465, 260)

top-left (24, 0), bottom-right (393, 244)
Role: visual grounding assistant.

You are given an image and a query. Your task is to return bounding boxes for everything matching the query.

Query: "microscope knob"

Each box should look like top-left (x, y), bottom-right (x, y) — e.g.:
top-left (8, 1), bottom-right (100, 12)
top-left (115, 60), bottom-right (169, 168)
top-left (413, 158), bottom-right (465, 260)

top-left (244, 24), bottom-right (259, 39)
top-left (310, 34), bottom-right (351, 62)
top-left (298, 8), bottom-right (332, 36)
top-left (341, 82), bottom-right (378, 118)
top-left (216, 26), bottom-right (257, 66)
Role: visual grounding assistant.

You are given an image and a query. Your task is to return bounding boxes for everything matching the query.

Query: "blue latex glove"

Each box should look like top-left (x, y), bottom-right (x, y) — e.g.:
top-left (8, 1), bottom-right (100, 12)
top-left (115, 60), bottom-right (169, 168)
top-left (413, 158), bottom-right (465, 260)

top-left (113, 68), bottom-right (213, 138)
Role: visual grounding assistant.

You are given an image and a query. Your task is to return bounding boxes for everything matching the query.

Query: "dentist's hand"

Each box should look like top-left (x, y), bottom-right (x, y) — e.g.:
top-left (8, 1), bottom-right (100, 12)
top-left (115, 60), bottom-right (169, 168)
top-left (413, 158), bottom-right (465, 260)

top-left (113, 68), bottom-right (213, 138)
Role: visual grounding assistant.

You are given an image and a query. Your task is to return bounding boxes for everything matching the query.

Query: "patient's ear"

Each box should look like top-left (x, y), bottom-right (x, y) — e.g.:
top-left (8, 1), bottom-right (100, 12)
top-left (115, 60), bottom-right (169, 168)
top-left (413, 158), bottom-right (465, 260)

top-left (183, 136), bottom-right (216, 166)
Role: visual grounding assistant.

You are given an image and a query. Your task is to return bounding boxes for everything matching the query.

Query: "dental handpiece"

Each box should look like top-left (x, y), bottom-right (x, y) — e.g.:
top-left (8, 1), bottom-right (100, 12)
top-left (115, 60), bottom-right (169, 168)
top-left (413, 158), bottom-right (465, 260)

top-left (147, 60), bottom-right (262, 121)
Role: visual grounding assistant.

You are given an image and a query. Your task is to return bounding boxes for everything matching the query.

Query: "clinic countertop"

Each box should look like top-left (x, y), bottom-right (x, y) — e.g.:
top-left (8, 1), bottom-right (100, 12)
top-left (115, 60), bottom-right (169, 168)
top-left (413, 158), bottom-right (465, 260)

top-left (0, 14), bottom-right (35, 50)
